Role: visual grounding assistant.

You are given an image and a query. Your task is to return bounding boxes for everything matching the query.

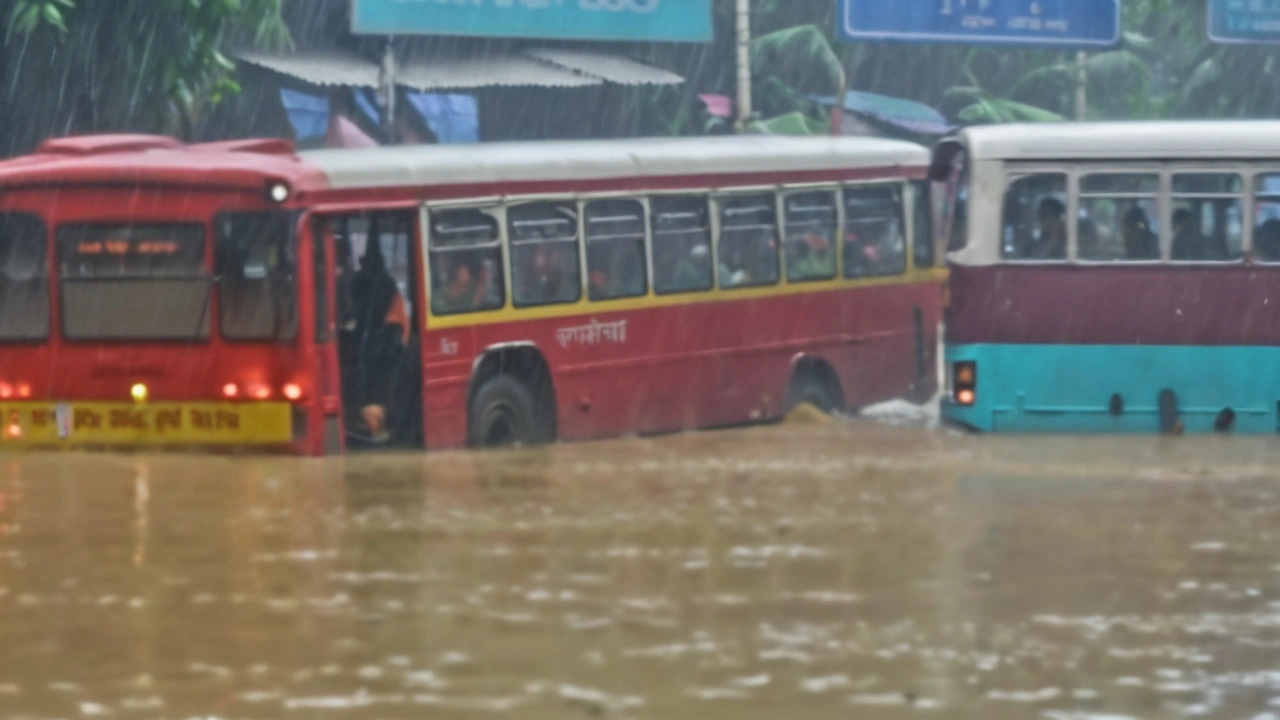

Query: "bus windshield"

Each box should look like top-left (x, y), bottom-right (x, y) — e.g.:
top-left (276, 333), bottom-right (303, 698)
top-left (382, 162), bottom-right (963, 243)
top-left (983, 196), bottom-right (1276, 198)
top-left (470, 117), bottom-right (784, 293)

top-left (57, 223), bottom-right (211, 341)
top-left (215, 211), bottom-right (298, 342)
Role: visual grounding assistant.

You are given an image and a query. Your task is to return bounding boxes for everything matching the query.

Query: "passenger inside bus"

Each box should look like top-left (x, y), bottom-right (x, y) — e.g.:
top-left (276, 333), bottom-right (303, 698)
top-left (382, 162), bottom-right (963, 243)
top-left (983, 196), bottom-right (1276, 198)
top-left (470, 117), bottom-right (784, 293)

top-left (1257, 219), bottom-right (1280, 262)
top-left (511, 205), bottom-right (580, 307)
top-left (1172, 206), bottom-right (1228, 261)
top-left (434, 253), bottom-right (492, 313)
top-left (1121, 206), bottom-right (1160, 260)
top-left (587, 241), bottom-right (644, 300)
top-left (1028, 197), bottom-right (1066, 260)
top-left (789, 233), bottom-right (834, 280)
top-left (654, 235), bottom-right (710, 294)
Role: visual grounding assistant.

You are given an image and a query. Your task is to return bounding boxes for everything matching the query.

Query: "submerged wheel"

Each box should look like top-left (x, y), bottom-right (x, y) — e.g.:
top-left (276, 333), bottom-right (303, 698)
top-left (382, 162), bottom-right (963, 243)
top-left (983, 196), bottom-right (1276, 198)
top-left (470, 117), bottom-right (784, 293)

top-left (786, 375), bottom-right (840, 415)
top-left (469, 375), bottom-right (546, 448)
top-left (1158, 389), bottom-right (1179, 434)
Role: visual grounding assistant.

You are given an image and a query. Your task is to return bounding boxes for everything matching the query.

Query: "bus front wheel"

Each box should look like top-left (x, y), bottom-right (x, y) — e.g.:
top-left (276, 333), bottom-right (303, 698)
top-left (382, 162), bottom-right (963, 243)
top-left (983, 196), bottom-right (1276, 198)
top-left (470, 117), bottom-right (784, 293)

top-left (469, 375), bottom-right (545, 448)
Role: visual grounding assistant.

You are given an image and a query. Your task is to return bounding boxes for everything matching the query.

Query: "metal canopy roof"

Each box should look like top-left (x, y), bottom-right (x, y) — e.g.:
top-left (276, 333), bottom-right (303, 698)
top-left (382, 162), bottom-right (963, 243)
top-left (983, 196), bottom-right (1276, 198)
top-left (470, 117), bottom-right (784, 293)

top-left (524, 48), bottom-right (683, 86)
top-left (236, 50), bottom-right (382, 88)
top-left (235, 48), bottom-right (683, 90)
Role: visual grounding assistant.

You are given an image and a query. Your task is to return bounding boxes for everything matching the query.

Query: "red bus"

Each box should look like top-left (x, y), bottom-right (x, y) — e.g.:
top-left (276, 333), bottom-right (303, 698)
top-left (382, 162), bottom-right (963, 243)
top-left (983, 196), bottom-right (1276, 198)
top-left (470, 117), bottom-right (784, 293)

top-left (0, 133), bottom-right (941, 454)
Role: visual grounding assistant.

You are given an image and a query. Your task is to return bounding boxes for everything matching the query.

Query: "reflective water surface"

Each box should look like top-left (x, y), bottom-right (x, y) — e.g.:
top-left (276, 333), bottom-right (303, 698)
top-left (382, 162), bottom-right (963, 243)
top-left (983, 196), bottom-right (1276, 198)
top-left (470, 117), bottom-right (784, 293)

top-left (2, 422), bottom-right (1280, 719)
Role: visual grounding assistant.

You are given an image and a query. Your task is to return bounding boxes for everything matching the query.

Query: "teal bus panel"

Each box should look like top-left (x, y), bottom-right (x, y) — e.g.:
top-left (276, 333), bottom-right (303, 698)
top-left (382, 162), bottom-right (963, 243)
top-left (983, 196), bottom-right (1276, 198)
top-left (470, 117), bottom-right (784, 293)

top-left (942, 343), bottom-right (1280, 434)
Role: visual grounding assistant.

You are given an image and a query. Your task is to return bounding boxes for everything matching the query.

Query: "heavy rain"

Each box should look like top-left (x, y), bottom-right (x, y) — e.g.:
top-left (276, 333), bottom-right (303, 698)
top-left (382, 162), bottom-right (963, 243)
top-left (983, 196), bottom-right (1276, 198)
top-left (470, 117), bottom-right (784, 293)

top-left (3, 1), bottom-right (1280, 719)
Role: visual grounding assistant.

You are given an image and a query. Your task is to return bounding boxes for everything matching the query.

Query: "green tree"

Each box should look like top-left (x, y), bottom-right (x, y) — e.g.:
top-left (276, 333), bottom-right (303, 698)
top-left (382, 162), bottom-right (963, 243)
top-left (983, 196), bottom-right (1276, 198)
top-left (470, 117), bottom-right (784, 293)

top-left (1, 0), bottom-right (290, 154)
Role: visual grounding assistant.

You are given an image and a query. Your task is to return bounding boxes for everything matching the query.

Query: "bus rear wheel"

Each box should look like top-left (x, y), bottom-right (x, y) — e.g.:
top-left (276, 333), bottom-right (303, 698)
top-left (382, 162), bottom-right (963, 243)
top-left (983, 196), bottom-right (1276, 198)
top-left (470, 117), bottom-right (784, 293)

top-left (469, 375), bottom-right (545, 448)
top-left (786, 376), bottom-right (840, 415)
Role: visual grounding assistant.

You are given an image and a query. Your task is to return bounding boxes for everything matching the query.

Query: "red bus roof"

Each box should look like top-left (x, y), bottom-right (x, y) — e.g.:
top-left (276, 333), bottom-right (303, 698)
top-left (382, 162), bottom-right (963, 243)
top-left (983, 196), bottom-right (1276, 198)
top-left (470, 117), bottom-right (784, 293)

top-left (0, 134), bottom-right (326, 193)
top-left (0, 133), bottom-right (930, 197)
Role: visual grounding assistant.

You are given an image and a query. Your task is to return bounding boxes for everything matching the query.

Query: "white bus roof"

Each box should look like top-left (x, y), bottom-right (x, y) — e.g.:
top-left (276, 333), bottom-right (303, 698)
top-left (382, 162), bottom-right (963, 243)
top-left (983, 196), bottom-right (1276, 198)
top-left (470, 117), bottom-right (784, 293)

top-left (301, 135), bottom-right (929, 191)
top-left (951, 121), bottom-right (1280, 162)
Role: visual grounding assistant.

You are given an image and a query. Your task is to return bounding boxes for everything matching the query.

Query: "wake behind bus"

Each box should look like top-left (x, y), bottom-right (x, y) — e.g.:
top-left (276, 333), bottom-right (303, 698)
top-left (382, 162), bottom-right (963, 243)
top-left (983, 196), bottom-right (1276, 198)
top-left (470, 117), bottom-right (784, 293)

top-left (936, 121), bottom-right (1280, 434)
top-left (0, 133), bottom-right (942, 454)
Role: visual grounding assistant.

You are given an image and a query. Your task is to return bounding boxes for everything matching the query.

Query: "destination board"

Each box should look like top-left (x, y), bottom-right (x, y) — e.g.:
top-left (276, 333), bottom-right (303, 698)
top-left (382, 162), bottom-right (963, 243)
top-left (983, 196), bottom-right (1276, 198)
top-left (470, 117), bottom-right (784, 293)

top-left (0, 402), bottom-right (293, 447)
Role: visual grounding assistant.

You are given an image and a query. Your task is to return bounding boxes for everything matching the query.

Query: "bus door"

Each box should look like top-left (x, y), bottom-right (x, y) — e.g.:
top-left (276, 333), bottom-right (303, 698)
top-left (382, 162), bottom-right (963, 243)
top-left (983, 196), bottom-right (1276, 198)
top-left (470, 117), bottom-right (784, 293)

top-left (328, 211), bottom-right (424, 450)
top-left (306, 214), bottom-right (344, 454)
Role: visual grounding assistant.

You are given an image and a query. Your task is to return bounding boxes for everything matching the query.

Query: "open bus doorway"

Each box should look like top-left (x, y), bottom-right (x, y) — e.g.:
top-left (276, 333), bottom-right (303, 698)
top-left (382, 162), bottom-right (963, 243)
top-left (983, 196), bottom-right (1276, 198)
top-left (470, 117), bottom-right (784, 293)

top-left (329, 211), bottom-right (423, 450)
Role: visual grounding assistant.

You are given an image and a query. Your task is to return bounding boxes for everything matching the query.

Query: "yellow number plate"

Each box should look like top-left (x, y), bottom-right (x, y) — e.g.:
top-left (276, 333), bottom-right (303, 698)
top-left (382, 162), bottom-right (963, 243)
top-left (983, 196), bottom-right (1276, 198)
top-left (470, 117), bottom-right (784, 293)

top-left (0, 402), bottom-right (293, 447)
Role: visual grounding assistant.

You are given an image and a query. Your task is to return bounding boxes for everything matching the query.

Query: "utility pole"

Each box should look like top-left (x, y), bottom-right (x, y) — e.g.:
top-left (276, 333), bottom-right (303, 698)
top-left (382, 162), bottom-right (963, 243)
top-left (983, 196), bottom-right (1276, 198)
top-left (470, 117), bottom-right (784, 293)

top-left (734, 0), bottom-right (752, 132)
top-left (1075, 51), bottom-right (1087, 121)
top-left (380, 39), bottom-right (398, 144)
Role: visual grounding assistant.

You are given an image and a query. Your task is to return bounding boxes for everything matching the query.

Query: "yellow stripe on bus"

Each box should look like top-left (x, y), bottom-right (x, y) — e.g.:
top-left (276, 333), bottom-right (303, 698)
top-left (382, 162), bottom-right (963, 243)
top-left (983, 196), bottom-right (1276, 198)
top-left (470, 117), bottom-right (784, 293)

top-left (0, 402), bottom-right (292, 447)
top-left (425, 268), bottom-right (943, 331)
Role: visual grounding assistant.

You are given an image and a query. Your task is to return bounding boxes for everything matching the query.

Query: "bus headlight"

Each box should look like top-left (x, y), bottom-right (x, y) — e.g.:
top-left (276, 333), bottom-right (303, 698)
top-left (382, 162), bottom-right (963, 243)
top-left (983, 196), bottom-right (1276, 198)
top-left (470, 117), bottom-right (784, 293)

top-left (266, 181), bottom-right (290, 204)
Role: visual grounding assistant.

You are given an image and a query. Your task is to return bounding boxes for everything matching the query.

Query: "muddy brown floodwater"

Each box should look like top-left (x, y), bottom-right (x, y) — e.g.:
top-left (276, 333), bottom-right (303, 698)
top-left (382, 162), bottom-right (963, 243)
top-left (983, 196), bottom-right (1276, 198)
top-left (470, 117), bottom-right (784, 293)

top-left (1, 421), bottom-right (1280, 720)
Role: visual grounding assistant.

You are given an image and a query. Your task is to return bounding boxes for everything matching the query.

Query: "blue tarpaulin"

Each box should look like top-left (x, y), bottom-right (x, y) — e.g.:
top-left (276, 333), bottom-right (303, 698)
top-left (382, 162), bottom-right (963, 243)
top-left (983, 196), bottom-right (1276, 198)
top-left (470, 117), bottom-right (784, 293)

top-left (353, 88), bottom-right (381, 126)
top-left (279, 88), bottom-right (479, 145)
top-left (406, 93), bottom-right (479, 144)
top-left (809, 90), bottom-right (954, 137)
top-left (279, 88), bottom-right (329, 140)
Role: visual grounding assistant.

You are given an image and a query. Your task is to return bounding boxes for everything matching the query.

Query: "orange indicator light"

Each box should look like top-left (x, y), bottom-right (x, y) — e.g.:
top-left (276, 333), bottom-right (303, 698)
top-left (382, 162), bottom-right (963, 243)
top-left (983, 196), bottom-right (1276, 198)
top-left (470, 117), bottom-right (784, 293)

top-left (956, 389), bottom-right (976, 406)
top-left (282, 383), bottom-right (302, 402)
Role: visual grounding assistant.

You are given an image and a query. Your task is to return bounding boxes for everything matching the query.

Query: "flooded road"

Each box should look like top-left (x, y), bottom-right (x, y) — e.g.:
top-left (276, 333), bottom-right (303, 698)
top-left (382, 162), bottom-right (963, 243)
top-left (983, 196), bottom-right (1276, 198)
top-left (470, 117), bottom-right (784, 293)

top-left (1, 422), bottom-right (1280, 719)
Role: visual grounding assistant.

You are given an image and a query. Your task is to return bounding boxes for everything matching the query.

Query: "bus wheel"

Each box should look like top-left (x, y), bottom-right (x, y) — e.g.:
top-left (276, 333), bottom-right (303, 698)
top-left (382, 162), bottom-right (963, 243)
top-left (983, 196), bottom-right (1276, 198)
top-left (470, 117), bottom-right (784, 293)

top-left (469, 375), bottom-right (543, 448)
top-left (786, 375), bottom-right (839, 415)
top-left (1158, 389), bottom-right (1180, 435)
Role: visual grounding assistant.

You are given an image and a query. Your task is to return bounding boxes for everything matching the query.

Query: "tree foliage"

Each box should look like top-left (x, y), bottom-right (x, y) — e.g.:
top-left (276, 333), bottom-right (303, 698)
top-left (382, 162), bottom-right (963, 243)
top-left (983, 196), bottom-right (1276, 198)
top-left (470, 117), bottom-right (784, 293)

top-left (639, 0), bottom-right (1280, 136)
top-left (1, 0), bottom-right (289, 154)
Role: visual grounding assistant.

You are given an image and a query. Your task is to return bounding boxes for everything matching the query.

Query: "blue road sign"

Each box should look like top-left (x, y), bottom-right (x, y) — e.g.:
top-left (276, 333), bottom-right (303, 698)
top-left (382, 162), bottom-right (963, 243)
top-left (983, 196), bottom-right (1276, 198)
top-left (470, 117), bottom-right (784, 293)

top-left (839, 0), bottom-right (1121, 49)
top-left (1209, 0), bottom-right (1280, 45)
top-left (352, 0), bottom-right (712, 43)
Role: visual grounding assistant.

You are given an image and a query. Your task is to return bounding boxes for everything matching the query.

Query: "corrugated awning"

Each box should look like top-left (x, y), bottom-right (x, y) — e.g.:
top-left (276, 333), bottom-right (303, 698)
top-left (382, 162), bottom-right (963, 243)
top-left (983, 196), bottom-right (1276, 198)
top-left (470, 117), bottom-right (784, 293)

top-left (525, 48), bottom-right (683, 86)
top-left (237, 50), bottom-right (381, 88)
top-left (397, 53), bottom-right (600, 90)
top-left (235, 48), bottom-right (683, 90)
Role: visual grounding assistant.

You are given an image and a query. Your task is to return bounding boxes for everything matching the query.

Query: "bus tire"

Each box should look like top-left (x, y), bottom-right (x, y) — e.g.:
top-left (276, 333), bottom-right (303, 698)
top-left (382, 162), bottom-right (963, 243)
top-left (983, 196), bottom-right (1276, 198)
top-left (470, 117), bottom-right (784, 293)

top-left (1158, 389), bottom-right (1179, 434)
top-left (469, 375), bottom-right (544, 448)
top-left (786, 377), bottom-right (838, 415)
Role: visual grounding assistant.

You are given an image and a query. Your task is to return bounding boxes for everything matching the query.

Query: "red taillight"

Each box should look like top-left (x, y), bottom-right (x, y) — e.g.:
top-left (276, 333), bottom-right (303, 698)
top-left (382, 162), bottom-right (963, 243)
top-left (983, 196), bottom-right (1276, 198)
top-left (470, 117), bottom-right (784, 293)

top-left (282, 383), bottom-right (302, 402)
top-left (222, 383), bottom-right (239, 399)
top-left (0, 383), bottom-right (11, 399)
top-left (17, 384), bottom-right (31, 399)
top-left (956, 388), bottom-right (976, 406)
top-left (249, 384), bottom-right (271, 401)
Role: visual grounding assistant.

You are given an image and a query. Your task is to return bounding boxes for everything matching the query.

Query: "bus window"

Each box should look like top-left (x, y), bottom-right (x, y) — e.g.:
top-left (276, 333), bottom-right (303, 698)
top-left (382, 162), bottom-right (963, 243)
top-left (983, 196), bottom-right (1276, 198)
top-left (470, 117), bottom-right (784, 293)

top-left (585, 199), bottom-right (647, 301)
top-left (1001, 173), bottom-right (1067, 261)
top-left (1171, 174), bottom-right (1242, 262)
top-left (651, 196), bottom-right (712, 295)
top-left (844, 185), bottom-right (906, 278)
top-left (718, 195), bottom-right (780, 289)
top-left (783, 192), bottom-right (837, 283)
top-left (1255, 174), bottom-right (1280, 263)
top-left (429, 208), bottom-right (504, 315)
top-left (58, 223), bottom-right (211, 341)
top-left (215, 212), bottom-right (299, 341)
top-left (0, 212), bottom-right (49, 341)
top-left (1078, 174), bottom-right (1159, 262)
top-left (911, 180), bottom-right (934, 268)
top-left (509, 202), bottom-right (581, 308)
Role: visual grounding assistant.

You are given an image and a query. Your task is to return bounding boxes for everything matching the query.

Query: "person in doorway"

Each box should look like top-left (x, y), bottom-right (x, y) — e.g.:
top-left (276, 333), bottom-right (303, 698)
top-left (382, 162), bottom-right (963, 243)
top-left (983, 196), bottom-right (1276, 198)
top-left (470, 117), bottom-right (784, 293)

top-left (347, 238), bottom-right (408, 442)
